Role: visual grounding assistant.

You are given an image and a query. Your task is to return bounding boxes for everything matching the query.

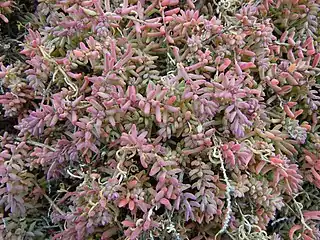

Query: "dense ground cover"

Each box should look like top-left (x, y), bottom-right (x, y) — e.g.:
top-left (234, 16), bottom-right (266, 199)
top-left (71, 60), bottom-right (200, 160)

top-left (0, 0), bottom-right (320, 239)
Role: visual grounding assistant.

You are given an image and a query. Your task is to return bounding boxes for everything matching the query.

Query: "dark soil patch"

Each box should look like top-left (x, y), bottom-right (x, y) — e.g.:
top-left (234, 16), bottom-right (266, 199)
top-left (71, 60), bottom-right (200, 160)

top-left (0, 115), bottom-right (18, 135)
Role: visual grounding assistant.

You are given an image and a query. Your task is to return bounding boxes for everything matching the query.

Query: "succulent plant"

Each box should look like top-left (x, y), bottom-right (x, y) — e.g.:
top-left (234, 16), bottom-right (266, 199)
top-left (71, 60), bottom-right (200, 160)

top-left (0, 0), bottom-right (320, 239)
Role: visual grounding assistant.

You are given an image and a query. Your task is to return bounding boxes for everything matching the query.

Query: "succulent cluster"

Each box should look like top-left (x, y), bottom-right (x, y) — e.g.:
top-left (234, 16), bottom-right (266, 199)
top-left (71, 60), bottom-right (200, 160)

top-left (0, 1), bottom-right (12, 24)
top-left (0, 0), bottom-right (320, 239)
